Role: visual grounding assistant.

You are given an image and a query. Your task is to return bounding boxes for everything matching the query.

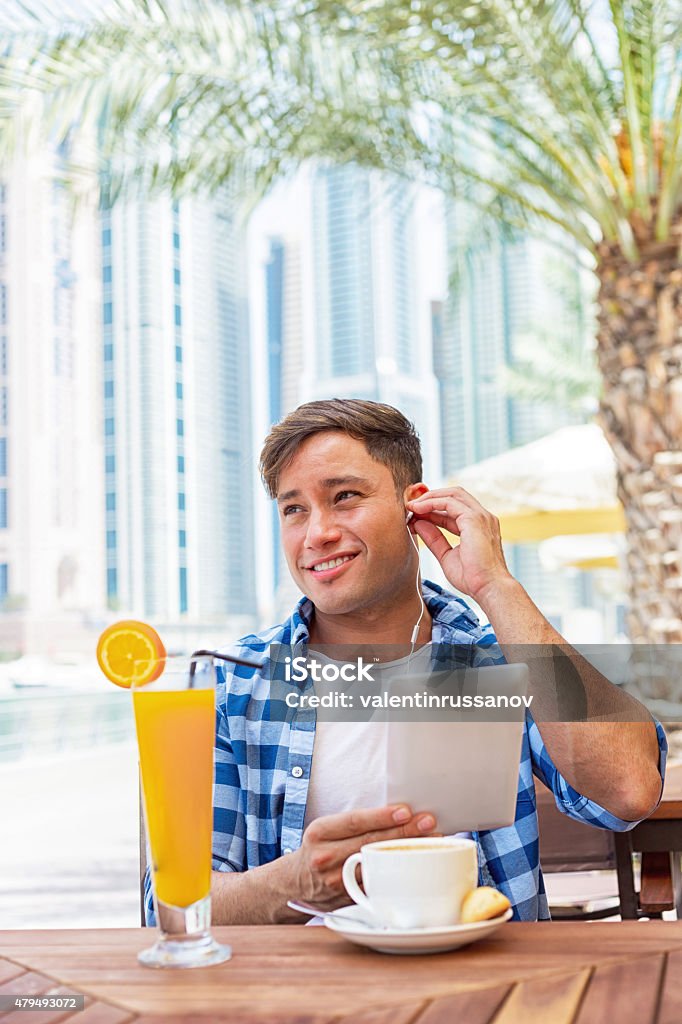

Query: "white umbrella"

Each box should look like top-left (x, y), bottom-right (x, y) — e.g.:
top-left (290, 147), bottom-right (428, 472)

top-left (451, 423), bottom-right (625, 544)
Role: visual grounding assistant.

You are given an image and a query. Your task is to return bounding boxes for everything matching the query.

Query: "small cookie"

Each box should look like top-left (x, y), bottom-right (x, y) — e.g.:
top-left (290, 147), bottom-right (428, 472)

top-left (460, 886), bottom-right (511, 923)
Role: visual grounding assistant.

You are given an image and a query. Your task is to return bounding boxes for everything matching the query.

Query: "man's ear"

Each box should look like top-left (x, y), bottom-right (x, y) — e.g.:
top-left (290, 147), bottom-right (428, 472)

top-left (403, 482), bottom-right (429, 507)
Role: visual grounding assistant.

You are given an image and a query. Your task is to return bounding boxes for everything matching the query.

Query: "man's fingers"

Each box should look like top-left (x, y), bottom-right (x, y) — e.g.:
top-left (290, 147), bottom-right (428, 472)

top-left (411, 486), bottom-right (486, 513)
top-left (408, 495), bottom-right (469, 521)
top-left (358, 813), bottom-right (437, 849)
top-left (413, 520), bottom-right (456, 563)
top-left (328, 813), bottom-right (438, 861)
top-left (408, 499), bottom-right (469, 540)
top-left (307, 804), bottom-right (414, 843)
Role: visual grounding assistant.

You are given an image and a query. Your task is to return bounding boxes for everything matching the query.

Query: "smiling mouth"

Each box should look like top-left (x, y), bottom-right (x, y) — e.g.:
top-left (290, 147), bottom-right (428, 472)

top-left (306, 553), bottom-right (359, 575)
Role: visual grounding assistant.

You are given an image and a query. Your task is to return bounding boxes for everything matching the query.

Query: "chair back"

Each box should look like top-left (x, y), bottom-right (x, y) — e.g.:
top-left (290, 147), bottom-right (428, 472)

top-left (536, 781), bottom-right (616, 872)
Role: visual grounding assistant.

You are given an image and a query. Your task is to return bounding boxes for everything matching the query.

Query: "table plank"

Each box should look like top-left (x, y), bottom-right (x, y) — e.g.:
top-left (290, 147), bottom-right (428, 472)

top-left (657, 949), bottom-right (682, 1024)
top-left (0, 958), bottom-right (134, 1024)
top-left (574, 954), bottom-right (665, 1024)
top-left (415, 985), bottom-right (512, 1024)
top-left (0, 986), bottom-right (93, 1024)
top-left (0, 971), bottom-right (62, 998)
top-left (490, 971), bottom-right (589, 1024)
top-left (0, 961), bottom-right (26, 986)
top-left (69, 1006), bottom-right (136, 1024)
top-left (337, 1005), bottom-right (426, 1024)
top-left (134, 1015), bottom-right (326, 1024)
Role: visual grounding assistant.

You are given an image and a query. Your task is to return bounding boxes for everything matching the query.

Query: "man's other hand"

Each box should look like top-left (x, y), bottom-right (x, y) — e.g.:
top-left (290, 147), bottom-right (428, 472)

top-left (284, 804), bottom-right (438, 913)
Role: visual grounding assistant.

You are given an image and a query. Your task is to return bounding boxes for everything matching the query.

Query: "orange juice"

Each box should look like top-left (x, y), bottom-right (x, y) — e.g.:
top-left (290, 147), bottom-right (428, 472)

top-left (133, 687), bottom-right (215, 907)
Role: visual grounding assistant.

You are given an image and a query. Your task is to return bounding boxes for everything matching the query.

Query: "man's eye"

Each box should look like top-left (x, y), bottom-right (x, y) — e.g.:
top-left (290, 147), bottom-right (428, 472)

top-left (336, 491), bottom-right (360, 502)
top-left (282, 505), bottom-right (303, 517)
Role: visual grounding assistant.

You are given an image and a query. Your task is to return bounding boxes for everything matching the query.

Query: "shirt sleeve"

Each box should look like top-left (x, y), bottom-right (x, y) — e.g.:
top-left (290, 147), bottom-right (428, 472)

top-left (212, 675), bottom-right (247, 873)
top-left (471, 622), bottom-right (669, 831)
top-left (529, 715), bottom-right (668, 831)
top-left (142, 865), bottom-right (156, 926)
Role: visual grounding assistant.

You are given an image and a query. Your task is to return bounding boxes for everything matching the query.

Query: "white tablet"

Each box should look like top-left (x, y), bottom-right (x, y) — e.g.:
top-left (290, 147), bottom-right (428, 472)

top-left (384, 663), bottom-right (529, 834)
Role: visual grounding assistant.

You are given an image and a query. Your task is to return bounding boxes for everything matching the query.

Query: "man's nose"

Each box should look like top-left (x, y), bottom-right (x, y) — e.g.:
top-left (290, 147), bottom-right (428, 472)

top-left (304, 508), bottom-right (342, 547)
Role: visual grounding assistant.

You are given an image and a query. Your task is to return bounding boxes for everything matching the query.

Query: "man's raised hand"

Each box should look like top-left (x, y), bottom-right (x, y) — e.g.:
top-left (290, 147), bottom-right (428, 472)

top-left (406, 487), bottom-right (513, 603)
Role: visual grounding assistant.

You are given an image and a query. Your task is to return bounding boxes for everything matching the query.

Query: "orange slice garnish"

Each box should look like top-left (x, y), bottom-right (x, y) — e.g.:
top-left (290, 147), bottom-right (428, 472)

top-left (96, 620), bottom-right (166, 688)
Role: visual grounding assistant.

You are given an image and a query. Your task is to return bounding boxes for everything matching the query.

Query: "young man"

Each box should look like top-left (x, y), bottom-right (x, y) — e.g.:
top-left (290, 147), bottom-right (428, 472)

top-left (145, 399), bottom-right (666, 924)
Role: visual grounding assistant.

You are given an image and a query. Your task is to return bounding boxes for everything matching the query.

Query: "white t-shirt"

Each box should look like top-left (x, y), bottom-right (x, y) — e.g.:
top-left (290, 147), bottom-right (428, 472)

top-left (303, 645), bottom-right (433, 829)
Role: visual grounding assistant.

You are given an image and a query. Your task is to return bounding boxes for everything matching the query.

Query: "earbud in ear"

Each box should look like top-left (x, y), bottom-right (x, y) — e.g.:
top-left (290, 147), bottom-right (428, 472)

top-left (405, 510), bottom-right (414, 524)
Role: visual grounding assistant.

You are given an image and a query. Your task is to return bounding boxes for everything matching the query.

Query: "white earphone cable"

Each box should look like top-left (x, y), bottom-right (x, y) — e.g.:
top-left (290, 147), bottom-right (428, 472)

top-left (406, 514), bottom-right (425, 668)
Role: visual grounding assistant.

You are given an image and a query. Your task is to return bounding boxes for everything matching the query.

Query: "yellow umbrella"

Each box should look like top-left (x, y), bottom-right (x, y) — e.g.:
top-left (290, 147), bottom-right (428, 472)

top-left (448, 424), bottom-right (624, 567)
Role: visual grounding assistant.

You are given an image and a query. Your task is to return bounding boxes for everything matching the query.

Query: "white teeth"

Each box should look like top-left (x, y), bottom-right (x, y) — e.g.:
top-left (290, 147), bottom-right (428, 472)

top-left (311, 555), bottom-right (354, 572)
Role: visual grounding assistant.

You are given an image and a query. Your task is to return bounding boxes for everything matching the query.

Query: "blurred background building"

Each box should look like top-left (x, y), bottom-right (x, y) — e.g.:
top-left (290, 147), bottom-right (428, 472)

top-left (100, 189), bottom-right (258, 645)
top-left (265, 164), bottom-right (441, 618)
top-left (0, 148), bottom-right (105, 658)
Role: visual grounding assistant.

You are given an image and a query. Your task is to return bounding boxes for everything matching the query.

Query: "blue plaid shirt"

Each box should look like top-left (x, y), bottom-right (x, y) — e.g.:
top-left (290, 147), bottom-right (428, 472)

top-left (144, 579), bottom-right (667, 924)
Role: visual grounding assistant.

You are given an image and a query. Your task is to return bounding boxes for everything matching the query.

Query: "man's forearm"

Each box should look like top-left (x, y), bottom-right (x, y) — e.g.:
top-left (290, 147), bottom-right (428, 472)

top-left (211, 804), bottom-right (440, 924)
top-left (475, 577), bottom-right (663, 821)
top-left (211, 859), bottom-right (304, 925)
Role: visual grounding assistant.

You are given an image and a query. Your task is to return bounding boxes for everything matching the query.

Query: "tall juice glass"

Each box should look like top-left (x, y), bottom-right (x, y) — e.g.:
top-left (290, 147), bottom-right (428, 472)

top-left (133, 654), bottom-right (231, 968)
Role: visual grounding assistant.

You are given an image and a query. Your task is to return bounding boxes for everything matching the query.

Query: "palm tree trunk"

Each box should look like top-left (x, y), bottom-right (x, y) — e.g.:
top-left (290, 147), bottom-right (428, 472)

top-left (596, 220), bottom-right (682, 662)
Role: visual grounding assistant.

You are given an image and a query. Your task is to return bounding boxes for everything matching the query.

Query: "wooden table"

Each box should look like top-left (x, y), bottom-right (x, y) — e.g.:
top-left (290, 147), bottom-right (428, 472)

top-left (615, 761), bottom-right (682, 918)
top-left (2, 923), bottom-right (682, 1024)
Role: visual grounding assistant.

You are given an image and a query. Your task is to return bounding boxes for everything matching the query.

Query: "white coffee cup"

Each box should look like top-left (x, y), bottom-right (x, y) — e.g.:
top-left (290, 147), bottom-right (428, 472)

top-left (342, 836), bottom-right (478, 929)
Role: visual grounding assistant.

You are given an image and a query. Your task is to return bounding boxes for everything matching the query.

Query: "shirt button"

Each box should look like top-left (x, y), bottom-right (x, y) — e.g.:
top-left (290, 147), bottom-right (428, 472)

top-left (283, 847), bottom-right (293, 855)
top-left (291, 766), bottom-right (304, 778)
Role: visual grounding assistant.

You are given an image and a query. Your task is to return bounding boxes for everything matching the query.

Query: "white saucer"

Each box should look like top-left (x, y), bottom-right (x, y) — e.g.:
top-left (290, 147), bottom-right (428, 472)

top-left (323, 904), bottom-right (513, 955)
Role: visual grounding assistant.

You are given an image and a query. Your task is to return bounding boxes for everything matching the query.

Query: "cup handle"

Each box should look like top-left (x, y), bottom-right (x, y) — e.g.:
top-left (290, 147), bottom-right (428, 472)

top-left (342, 852), bottom-right (373, 914)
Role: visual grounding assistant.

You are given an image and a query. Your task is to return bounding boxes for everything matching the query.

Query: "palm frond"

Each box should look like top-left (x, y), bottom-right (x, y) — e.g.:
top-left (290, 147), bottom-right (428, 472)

top-left (500, 332), bottom-right (601, 415)
top-left (2, 0), bottom-right (681, 261)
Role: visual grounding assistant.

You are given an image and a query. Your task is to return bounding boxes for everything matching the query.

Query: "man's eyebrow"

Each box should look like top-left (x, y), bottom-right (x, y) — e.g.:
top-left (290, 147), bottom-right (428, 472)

top-left (277, 476), bottom-right (372, 503)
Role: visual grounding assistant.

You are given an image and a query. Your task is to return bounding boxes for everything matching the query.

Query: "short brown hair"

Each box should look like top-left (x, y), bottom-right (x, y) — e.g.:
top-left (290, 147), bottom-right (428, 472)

top-left (260, 398), bottom-right (423, 499)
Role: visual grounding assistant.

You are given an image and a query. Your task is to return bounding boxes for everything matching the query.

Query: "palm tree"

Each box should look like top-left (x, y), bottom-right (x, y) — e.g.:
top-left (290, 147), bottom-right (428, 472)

top-left (3, 0), bottom-right (682, 642)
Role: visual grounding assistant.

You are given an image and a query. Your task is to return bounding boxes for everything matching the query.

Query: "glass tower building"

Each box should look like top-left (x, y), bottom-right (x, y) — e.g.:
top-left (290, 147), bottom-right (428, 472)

top-left (435, 204), bottom-right (588, 475)
top-left (264, 234), bottom-right (304, 615)
top-left (0, 149), bottom-right (105, 655)
top-left (310, 165), bottom-right (439, 476)
top-left (264, 165), bottom-right (441, 617)
top-left (102, 191), bottom-right (257, 629)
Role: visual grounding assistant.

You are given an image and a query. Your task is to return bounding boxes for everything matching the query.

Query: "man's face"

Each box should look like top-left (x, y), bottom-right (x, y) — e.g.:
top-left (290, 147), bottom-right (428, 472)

top-left (277, 431), bottom-right (416, 616)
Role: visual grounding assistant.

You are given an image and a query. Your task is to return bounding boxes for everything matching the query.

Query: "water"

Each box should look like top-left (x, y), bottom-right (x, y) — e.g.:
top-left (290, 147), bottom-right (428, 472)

top-left (0, 689), bottom-right (135, 763)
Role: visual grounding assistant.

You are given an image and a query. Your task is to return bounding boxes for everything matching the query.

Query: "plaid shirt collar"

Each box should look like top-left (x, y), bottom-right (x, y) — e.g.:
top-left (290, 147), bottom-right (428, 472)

top-left (288, 577), bottom-right (488, 648)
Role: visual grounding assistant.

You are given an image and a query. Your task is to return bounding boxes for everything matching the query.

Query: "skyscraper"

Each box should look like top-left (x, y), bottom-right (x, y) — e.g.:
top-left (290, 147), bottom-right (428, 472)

top-left (102, 191), bottom-right (257, 634)
top-left (264, 234), bottom-right (304, 615)
top-left (265, 238), bottom-right (284, 599)
top-left (0, 149), bottom-right (105, 655)
top-left (263, 165), bottom-right (441, 617)
top-left (435, 211), bottom-right (588, 477)
top-left (310, 165), bottom-right (440, 480)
